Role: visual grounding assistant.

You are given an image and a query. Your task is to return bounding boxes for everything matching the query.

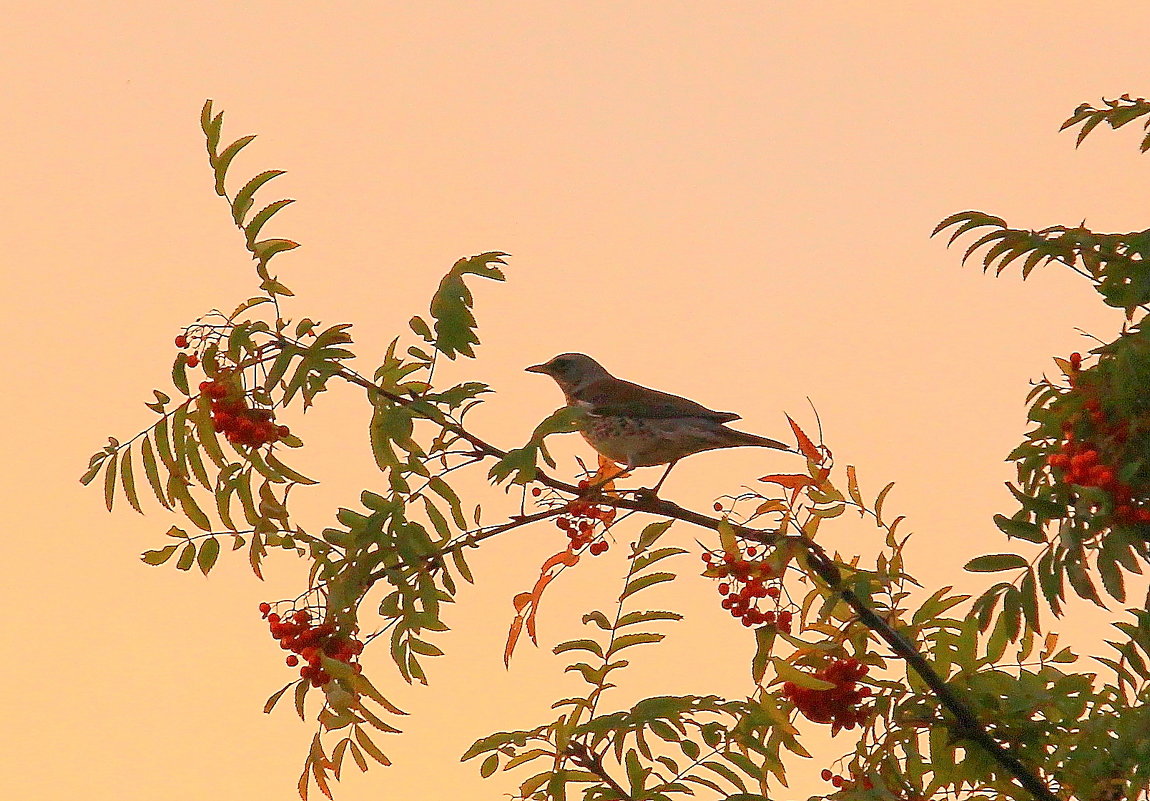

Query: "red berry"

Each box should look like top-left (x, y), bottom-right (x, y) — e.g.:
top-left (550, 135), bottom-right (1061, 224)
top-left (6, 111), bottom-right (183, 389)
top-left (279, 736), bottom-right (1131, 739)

top-left (286, 655), bottom-right (299, 667)
top-left (589, 541), bottom-right (608, 556)
top-left (186, 354), bottom-right (200, 368)
top-left (175, 334), bottom-right (189, 348)
top-left (531, 487), bottom-right (542, 497)
top-left (293, 610), bottom-right (311, 624)
top-left (259, 602), bottom-right (272, 616)
top-left (831, 776), bottom-right (843, 788)
top-left (821, 769), bottom-right (833, 781)
top-left (713, 502), bottom-right (723, 512)
top-left (702, 552), bottom-right (713, 563)
top-left (1070, 352), bottom-right (1082, 369)
top-left (267, 613), bottom-right (281, 624)
top-left (718, 583), bottom-right (730, 595)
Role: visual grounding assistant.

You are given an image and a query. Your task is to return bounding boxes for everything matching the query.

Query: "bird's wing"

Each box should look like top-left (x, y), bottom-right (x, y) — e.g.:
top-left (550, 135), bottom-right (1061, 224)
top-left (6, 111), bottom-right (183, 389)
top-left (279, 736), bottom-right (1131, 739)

top-left (582, 378), bottom-right (741, 422)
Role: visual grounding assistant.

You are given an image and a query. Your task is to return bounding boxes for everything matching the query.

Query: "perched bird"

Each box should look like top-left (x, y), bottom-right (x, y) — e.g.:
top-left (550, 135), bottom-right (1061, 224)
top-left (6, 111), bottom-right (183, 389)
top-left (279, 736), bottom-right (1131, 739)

top-left (526, 353), bottom-right (793, 486)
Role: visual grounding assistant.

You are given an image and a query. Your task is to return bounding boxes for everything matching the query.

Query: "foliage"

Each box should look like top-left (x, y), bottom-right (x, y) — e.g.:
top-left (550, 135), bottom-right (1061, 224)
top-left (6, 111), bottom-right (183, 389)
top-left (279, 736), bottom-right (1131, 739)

top-left (81, 97), bottom-right (1150, 801)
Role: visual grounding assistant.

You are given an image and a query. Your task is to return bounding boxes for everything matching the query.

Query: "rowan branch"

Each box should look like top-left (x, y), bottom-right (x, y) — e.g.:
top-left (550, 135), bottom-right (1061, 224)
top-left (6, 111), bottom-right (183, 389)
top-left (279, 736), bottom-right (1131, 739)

top-left (307, 343), bottom-right (1057, 801)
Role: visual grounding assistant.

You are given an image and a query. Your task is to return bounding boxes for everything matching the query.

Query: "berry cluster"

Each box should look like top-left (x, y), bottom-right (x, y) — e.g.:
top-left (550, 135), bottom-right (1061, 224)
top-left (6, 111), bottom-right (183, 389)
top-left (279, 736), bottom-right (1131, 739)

top-left (260, 603), bottom-right (363, 687)
top-left (701, 548), bottom-right (794, 631)
top-left (783, 657), bottom-right (871, 733)
top-left (201, 377), bottom-right (289, 447)
top-left (535, 482), bottom-right (613, 556)
top-left (820, 768), bottom-right (874, 791)
top-left (1046, 353), bottom-right (1150, 527)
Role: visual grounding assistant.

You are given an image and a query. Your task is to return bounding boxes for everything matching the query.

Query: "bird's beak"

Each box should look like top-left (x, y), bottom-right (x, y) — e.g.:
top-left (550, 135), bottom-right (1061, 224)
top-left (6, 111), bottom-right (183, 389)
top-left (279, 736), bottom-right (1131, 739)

top-left (525, 363), bottom-right (550, 375)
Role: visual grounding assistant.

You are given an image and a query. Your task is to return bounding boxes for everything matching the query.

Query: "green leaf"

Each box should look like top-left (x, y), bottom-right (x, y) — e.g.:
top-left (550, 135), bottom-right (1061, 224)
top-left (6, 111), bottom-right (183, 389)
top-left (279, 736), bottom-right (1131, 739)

top-left (266, 453), bottom-right (318, 485)
top-left (606, 632), bottom-right (664, 656)
top-left (770, 659), bottom-right (835, 690)
top-left (554, 639), bottom-right (604, 658)
top-left (487, 406), bottom-right (586, 485)
top-left (1098, 547), bottom-right (1127, 602)
top-left (620, 572), bottom-right (676, 600)
top-left (429, 252), bottom-right (508, 359)
top-left (103, 451), bottom-right (118, 511)
top-left (232, 170), bottom-right (286, 225)
top-left (79, 452), bottom-right (107, 485)
top-left (617, 610), bottom-right (683, 627)
top-left (118, 447), bottom-right (142, 513)
top-left (175, 542), bottom-right (196, 571)
top-left (139, 437), bottom-right (170, 508)
top-left (993, 513), bottom-right (1045, 543)
top-left (141, 545), bottom-right (179, 566)
top-left (255, 254), bottom-right (298, 277)
top-left (964, 553), bottom-right (1029, 573)
top-left (752, 626), bottom-right (775, 683)
top-left (479, 753), bottom-right (499, 778)
top-left (874, 481), bottom-right (896, 526)
top-left (213, 134), bottom-right (257, 195)
top-left (636, 520), bottom-right (674, 553)
top-left (197, 537), bottom-right (220, 575)
top-left (244, 197), bottom-right (295, 246)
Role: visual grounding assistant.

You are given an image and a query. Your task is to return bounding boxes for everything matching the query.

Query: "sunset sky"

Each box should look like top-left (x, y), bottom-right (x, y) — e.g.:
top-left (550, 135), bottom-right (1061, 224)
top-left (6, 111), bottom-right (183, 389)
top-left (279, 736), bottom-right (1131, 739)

top-left (4, 3), bottom-right (1149, 799)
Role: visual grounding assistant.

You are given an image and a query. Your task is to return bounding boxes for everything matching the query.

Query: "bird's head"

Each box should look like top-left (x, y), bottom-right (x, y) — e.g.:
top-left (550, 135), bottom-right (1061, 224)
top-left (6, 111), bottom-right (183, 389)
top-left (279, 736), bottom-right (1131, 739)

top-left (525, 353), bottom-right (611, 394)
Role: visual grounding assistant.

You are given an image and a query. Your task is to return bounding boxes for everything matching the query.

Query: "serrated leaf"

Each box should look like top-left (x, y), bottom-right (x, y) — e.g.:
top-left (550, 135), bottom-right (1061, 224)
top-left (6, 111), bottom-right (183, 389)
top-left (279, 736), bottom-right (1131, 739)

top-left (429, 252), bottom-right (508, 359)
top-left (636, 520), bottom-right (674, 552)
top-left (606, 632), bottom-right (664, 656)
top-left (244, 197), bottom-right (295, 246)
top-left (103, 451), bottom-right (118, 511)
top-left (232, 170), bottom-right (286, 225)
top-left (141, 544), bottom-right (179, 566)
top-left (197, 536), bottom-right (220, 575)
top-left (175, 542), bottom-right (196, 571)
top-left (620, 571), bottom-right (675, 600)
top-left (965, 553), bottom-right (1028, 573)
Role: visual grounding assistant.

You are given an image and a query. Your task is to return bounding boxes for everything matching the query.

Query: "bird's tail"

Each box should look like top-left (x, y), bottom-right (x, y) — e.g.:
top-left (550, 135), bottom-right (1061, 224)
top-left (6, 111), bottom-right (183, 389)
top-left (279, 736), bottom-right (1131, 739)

top-left (723, 427), bottom-right (794, 453)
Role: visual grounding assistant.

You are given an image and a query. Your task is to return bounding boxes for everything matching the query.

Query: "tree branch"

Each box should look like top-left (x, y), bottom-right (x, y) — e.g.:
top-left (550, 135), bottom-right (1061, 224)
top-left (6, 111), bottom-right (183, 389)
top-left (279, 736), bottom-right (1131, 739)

top-left (566, 741), bottom-right (634, 801)
top-left (317, 348), bottom-right (1057, 801)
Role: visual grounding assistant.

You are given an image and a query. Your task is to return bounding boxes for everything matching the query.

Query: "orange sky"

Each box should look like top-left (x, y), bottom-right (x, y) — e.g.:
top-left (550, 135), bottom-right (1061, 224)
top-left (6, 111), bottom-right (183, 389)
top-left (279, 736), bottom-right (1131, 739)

top-left (4, 3), bottom-right (1149, 799)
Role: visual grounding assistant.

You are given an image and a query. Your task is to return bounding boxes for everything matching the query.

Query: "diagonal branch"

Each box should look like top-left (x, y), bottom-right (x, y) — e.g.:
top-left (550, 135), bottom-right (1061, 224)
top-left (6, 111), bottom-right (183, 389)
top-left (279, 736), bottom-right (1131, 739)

top-left (315, 348), bottom-right (1057, 801)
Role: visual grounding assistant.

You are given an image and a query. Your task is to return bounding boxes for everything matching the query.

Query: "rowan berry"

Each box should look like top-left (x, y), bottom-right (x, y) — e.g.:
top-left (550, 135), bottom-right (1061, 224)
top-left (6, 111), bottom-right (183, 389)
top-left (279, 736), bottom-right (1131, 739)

top-left (820, 769), bottom-right (833, 781)
top-left (259, 602), bottom-right (271, 616)
top-left (286, 655), bottom-right (299, 667)
top-left (186, 354), bottom-right (200, 368)
top-left (175, 334), bottom-right (189, 348)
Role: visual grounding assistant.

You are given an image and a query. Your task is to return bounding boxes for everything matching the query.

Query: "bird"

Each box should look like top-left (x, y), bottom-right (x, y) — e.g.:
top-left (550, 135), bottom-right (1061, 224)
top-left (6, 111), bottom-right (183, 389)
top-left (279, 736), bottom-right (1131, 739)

top-left (526, 353), bottom-right (793, 489)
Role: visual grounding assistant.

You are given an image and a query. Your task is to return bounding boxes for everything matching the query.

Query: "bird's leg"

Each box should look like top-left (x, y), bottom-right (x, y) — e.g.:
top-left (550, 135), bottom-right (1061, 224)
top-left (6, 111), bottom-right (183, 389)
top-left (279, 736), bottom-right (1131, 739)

top-left (649, 460), bottom-right (678, 495)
